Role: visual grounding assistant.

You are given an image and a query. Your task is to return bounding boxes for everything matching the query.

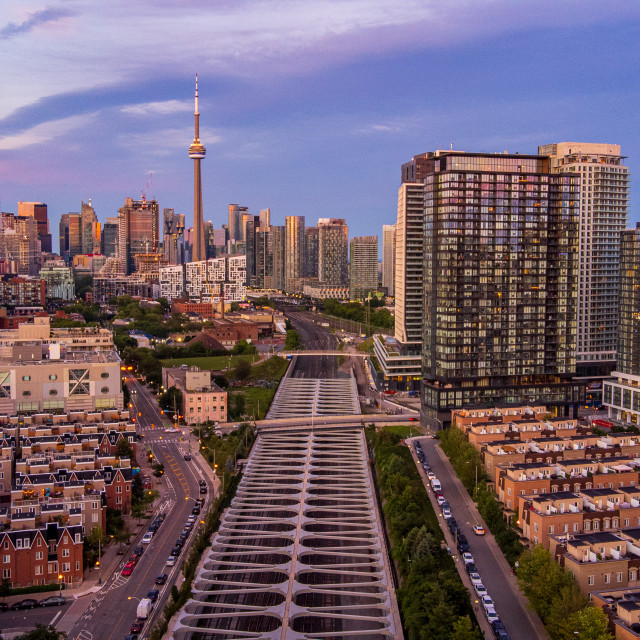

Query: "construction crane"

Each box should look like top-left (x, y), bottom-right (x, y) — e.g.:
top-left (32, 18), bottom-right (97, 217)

top-left (141, 172), bottom-right (153, 203)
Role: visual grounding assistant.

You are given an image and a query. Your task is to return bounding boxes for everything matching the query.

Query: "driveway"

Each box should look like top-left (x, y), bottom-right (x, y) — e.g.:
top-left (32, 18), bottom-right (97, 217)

top-left (410, 436), bottom-right (548, 640)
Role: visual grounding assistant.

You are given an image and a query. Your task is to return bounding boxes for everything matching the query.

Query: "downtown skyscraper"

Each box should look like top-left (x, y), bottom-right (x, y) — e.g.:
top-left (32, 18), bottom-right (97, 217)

top-left (349, 236), bottom-right (378, 300)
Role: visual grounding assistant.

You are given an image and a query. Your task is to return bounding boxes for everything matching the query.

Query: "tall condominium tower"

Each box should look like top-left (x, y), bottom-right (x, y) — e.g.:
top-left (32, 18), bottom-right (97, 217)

top-left (117, 198), bottom-right (160, 274)
top-left (304, 227), bottom-right (319, 278)
top-left (269, 226), bottom-right (286, 291)
top-left (244, 215), bottom-right (261, 287)
top-left (604, 226), bottom-right (640, 423)
top-left (539, 142), bottom-right (630, 378)
top-left (382, 224), bottom-right (395, 296)
top-left (0, 213), bottom-right (40, 275)
top-left (259, 208), bottom-right (271, 228)
top-left (318, 218), bottom-right (348, 286)
top-left (419, 151), bottom-right (583, 429)
top-left (285, 216), bottom-right (305, 293)
top-left (81, 200), bottom-right (100, 255)
top-left (394, 181), bottom-right (425, 345)
top-left (349, 236), bottom-right (378, 300)
top-left (18, 202), bottom-right (51, 253)
top-left (189, 75), bottom-right (206, 263)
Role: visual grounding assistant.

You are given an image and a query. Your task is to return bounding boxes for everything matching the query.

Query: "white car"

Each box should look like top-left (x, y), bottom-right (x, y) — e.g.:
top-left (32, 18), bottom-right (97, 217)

top-left (469, 571), bottom-right (482, 585)
top-left (485, 607), bottom-right (499, 624)
top-left (474, 583), bottom-right (487, 598)
top-left (442, 508), bottom-right (452, 519)
top-left (166, 555), bottom-right (176, 566)
top-left (462, 552), bottom-right (474, 565)
top-left (141, 532), bottom-right (153, 544)
top-left (482, 595), bottom-right (495, 611)
top-left (436, 495), bottom-right (446, 506)
top-left (427, 471), bottom-right (436, 480)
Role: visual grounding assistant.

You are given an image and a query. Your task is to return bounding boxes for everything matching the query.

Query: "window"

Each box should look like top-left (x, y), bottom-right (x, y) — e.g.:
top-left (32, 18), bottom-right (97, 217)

top-left (76, 561), bottom-right (80, 571)
top-left (100, 372), bottom-right (109, 379)
top-left (625, 519), bottom-right (630, 527)
top-left (49, 374), bottom-right (57, 381)
top-left (62, 562), bottom-right (70, 572)
top-left (101, 387), bottom-right (109, 394)
top-left (36, 551), bottom-right (43, 560)
top-left (35, 565), bottom-right (43, 575)
top-left (617, 572), bottom-right (623, 583)
top-left (548, 526), bottom-right (554, 534)
top-left (22, 375), bottom-right (30, 382)
top-left (49, 390), bottom-right (57, 396)
top-left (116, 496), bottom-right (121, 505)
top-left (630, 569), bottom-right (637, 581)
top-left (588, 575), bottom-right (594, 585)
top-left (92, 513), bottom-right (98, 523)
top-left (2, 569), bottom-right (10, 579)
top-left (2, 555), bottom-right (9, 564)
top-left (22, 391), bottom-right (31, 397)
top-left (62, 548), bottom-right (69, 557)
top-left (507, 488), bottom-right (512, 496)
top-left (75, 534), bottom-right (81, 543)
top-left (604, 574), bottom-right (611, 584)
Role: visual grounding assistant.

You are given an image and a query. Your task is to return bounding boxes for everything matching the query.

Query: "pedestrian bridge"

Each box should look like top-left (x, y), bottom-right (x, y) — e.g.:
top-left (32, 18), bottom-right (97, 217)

top-left (280, 350), bottom-right (368, 357)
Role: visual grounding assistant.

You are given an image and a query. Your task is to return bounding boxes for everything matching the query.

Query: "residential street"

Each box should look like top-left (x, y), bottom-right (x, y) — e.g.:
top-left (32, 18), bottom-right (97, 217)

top-left (410, 436), bottom-right (549, 640)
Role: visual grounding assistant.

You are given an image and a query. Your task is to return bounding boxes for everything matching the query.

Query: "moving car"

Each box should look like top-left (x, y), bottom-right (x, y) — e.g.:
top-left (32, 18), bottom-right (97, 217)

top-left (155, 574), bottom-right (168, 585)
top-left (183, 454), bottom-right (191, 461)
top-left (473, 524), bottom-right (486, 536)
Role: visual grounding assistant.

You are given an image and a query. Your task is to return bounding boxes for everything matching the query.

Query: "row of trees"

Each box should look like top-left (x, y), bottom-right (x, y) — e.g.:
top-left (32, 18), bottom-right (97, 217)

top-left (367, 428), bottom-right (482, 640)
top-left (322, 298), bottom-right (394, 331)
top-left (438, 426), bottom-right (523, 564)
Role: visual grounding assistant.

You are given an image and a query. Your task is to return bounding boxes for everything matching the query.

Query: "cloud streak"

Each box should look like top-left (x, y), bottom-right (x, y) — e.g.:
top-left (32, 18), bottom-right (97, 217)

top-left (0, 113), bottom-right (93, 150)
top-left (0, 7), bottom-right (73, 40)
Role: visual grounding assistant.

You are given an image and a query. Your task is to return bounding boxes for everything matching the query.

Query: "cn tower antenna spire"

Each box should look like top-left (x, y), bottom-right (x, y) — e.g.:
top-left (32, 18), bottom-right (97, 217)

top-left (189, 73), bottom-right (206, 262)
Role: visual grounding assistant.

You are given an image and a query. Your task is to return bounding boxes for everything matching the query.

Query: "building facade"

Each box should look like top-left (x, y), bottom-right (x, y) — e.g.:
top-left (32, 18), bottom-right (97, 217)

top-left (318, 218), bottom-right (348, 286)
top-left (285, 216), bottom-right (305, 293)
top-left (39, 266), bottom-right (75, 301)
top-left (349, 236), bottom-right (378, 300)
top-left (18, 202), bottom-right (51, 254)
top-left (304, 227), bottom-right (319, 279)
top-left (163, 208), bottom-right (186, 265)
top-left (382, 224), bottom-right (395, 296)
top-left (419, 151), bottom-right (583, 428)
top-left (159, 264), bottom-right (185, 303)
top-left (117, 198), bottom-right (160, 275)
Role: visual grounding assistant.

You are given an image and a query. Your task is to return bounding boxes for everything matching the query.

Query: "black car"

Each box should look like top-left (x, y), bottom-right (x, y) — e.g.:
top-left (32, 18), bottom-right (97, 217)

top-left (457, 534), bottom-right (470, 553)
top-left (179, 530), bottom-right (189, 541)
top-left (147, 589), bottom-right (159, 602)
top-left (11, 598), bottom-right (39, 610)
top-left (199, 486), bottom-right (207, 494)
top-left (133, 545), bottom-right (144, 557)
top-left (465, 562), bottom-right (477, 575)
top-left (198, 480), bottom-right (206, 487)
top-left (124, 635), bottom-right (138, 640)
top-left (192, 505), bottom-right (201, 515)
top-left (148, 522), bottom-right (159, 533)
top-left (40, 595), bottom-right (66, 607)
top-left (174, 538), bottom-right (184, 549)
top-left (183, 454), bottom-right (192, 461)
top-left (0, 602), bottom-right (8, 611)
top-left (155, 574), bottom-right (168, 585)
top-left (495, 631), bottom-right (510, 640)
top-left (157, 512), bottom-right (166, 523)
top-left (171, 546), bottom-right (181, 556)
top-left (196, 497), bottom-right (205, 505)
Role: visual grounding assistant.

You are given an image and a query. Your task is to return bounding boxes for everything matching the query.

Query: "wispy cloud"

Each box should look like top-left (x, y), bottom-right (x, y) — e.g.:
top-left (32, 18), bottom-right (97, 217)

top-left (0, 114), bottom-right (93, 150)
top-left (116, 126), bottom-right (222, 154)
top-left (120, 100), bottom-right (191, 116)
top-left (0, 7), bottom-right (73, 40)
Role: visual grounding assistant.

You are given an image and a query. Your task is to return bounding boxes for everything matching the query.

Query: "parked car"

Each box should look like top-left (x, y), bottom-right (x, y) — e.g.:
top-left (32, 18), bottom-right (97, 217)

top-left (192, 505), bottom-right (201, 515)
top-left (133, 545), bottom-right (144, 557)
top-left (128, 554), bottom-right (139, 566)
top-left (473, 524), bottom-right (486, 536)
top-left (146, 589), bottom-right (159, 602)
top-left (0, 602), bottom-right (8, 611)
top-left (199, 486), bottom-right (207, 494)
top-left (124, 635), bottom-right (138, 640)
top-left (184, 522), bottom-right (193, 531)
top-left (474, 583), bottom-right (488, 598)
top-left (166, 555), bottom-right (177, 566)
top-left (174, 538), bottom-right (184, 549)
top-left (155, 574), bottom-right (168, 585)
top-left (462, 552), bottom-right (474, 565)
top-left (469, 571), bottom-right (482, 585)
top-left (130, 622), bottom-right (144, 634)
top-left (40, 595), bottom-right (66, 607)
top-left (457, 534), bottom-right (470, 553)
top-left (142, 532), bottom-right (153, 544)
top-left (465, 562), bottom-right (477, 575)
top-left (198, 480), bottom-right (206, 487)
top-left (436, 495), bottom-right (446, 506)
top-left (187, 515), bottom-right (196, 523)
top-left (482, 595), bottom-right (495, 612)
top-left (171, 546), bottom-right (181, 556)
top-left (485, 608), bottom-right (500, 624)
top-left (442, 508), bottom-right (452, 519)
top-left (11, 599), bottom-right (39, 610)
top-left (121, 562), bottom-right (135, 577)
top-left (196, 497), bottom-right (205, 505)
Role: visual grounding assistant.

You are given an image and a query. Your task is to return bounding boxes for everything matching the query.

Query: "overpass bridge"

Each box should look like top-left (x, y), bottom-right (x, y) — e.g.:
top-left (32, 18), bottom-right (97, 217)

top-left (280, 349), bottom-right (369, 357)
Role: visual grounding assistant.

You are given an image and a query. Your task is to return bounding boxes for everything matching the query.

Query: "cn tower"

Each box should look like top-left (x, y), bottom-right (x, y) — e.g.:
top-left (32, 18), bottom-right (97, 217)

top-left (189, 74), bottom-right (206, 262)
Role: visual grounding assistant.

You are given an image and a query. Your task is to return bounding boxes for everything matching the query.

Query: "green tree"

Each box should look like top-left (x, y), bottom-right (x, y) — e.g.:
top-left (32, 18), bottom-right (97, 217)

top-left (152, 462), bottom-right (165, 478)
top-left (115, 437), bottom-right (135, 461)
top-left (450, 615), bottom-right (482, 640)
top-left (566, 607), bottom-right (613, 640)
top-left (285, 330), bottom-right (301, 350)
top-left (0, 577), bottom-right (11, 601)
top-left (158, 386), bottom-right (183, 415)
top-left (234, 359), bottom-right (251, 382)
top-left (171, 585), bottom-right (180, 602)
top-left (15, 624), bottom-right (66, 640)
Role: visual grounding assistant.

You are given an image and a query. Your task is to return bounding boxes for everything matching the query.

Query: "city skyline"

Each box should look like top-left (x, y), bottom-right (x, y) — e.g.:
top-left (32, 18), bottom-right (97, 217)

top-left (1, 1), bottom-right (639, 250)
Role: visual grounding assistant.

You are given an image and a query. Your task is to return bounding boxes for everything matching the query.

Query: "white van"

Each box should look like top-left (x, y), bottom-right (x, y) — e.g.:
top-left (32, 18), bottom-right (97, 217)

top-left (136, 597), bottom-right (153, 619)
top-left (430, 478), bottom-right (442, 492)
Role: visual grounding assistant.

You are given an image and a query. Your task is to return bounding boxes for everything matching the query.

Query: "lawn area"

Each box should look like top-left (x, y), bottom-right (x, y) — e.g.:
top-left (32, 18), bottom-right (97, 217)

top-left (230, 387), bottom-right (276, 420)
top-left (160, 354), bottom-right (259, 371)
top-left (248, 355), bottom-right (289, 381)
top-left (380, 423), bottom-right (426, 438)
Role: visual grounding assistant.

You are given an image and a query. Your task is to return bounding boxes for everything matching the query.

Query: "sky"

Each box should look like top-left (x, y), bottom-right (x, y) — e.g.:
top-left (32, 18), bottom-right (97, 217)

top-left (1, 0), bottom-right (639, 253)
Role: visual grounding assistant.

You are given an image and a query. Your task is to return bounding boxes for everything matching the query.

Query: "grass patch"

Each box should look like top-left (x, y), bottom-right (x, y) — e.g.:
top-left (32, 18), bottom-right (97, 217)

top-left (160, 354), bottom-right (259, 371)
top-left (248, 355), bottom-right (288, 382)
top-left (381, 424), bottom-right (426, 438)
top-left (234, 387), bottom-right (276, 420)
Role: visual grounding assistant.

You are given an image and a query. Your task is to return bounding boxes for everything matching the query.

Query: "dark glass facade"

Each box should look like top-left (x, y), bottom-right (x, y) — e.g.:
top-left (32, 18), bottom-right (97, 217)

top-left (419, 152), bottom-right (585, 428)
top-left (617, 228), bottom-right (640, 376)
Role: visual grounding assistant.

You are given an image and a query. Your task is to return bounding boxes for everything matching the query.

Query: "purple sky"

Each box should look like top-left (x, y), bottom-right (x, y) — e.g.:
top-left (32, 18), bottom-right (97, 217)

top-left (1, 1), bottom-right (639, 252)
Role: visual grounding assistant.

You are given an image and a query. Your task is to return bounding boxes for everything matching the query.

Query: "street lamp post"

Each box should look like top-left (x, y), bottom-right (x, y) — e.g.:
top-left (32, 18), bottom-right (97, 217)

top-left (58, 573), bottom-right (63, 596)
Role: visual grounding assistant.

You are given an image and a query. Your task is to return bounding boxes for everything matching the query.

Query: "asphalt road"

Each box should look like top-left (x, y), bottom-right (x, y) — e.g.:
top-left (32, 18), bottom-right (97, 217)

top-left (62, 378), bottom-right (215, 640)
top-left (0, 601), bottom-right (71, 634)
top-left (411, 436), bottom-right (548, 640)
